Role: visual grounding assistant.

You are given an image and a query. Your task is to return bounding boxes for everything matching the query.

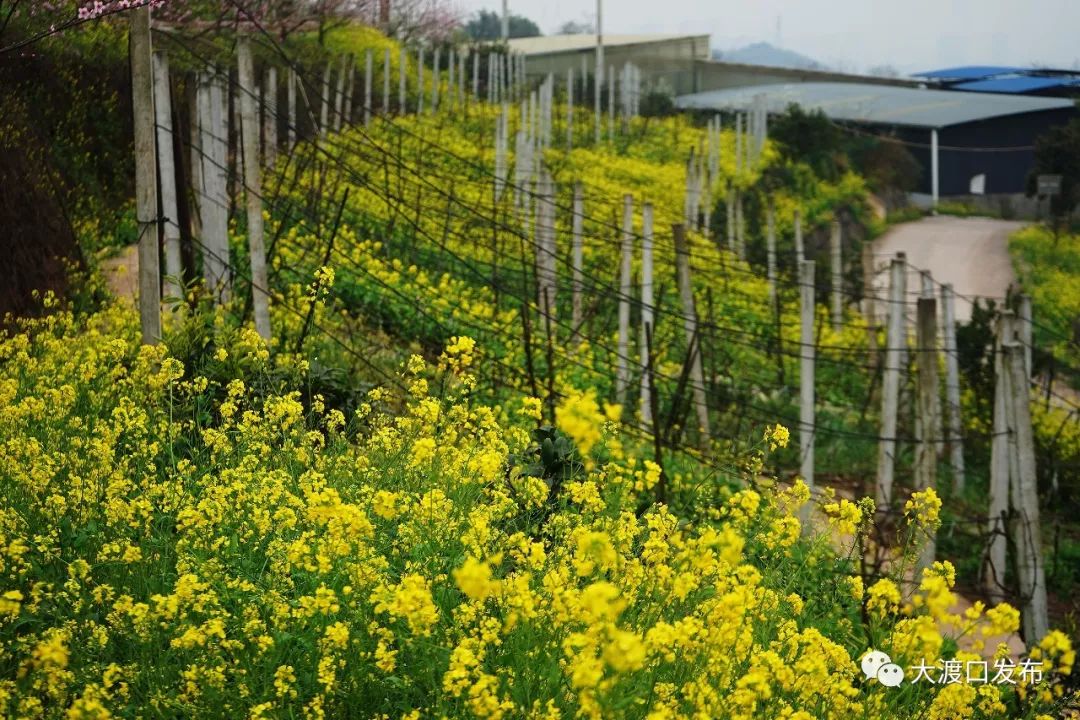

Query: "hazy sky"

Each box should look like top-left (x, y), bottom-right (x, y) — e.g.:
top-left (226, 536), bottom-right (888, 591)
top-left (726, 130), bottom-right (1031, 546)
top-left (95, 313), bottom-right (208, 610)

top-left (455, 1), bottom-right (1080, 74)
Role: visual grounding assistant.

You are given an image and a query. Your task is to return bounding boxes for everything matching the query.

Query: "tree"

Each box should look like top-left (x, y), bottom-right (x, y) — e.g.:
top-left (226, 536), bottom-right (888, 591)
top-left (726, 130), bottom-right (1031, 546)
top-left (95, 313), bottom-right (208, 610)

top-left (1, 0), bottom-right (461, 48)
top-left (557, 19), bottom-right (593, 35)
top-left (1027, 118), bottom-right (1080, 232)
top-left (464, 9), bottom-right (539, 41)
top-left (768, 104), bottom-right (847, 181)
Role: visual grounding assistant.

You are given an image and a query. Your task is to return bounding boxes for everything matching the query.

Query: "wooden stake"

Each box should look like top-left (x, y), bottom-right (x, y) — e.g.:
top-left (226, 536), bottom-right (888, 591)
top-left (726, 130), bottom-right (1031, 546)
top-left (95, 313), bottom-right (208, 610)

top-left (915, 296), bottom-right (940, 573)
top-left (876, 254), bottom-right (907, 513)
top-left (238, 38), bottom-right (271, 340)
top-left (131, 5), bottom-right (160, 343)
top-left (673, 223), bottom-right (711, 444)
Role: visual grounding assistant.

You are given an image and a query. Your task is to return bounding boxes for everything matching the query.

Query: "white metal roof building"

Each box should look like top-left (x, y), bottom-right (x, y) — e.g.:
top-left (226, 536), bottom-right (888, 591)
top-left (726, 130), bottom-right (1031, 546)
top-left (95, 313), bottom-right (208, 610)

top-left (675, 82), bottom-right (1074, 129)
top-left (508, 33), bottom-right (710, 96)
top-left (675, 82), bottom-right (1076, 201)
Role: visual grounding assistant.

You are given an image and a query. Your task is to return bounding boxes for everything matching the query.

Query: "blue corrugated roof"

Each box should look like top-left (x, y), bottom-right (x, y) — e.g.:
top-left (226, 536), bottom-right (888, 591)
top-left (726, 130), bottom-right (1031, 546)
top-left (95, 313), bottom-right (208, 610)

top-left (915, 65), bottom-right (1025, 80)
top-left (953, 76), bottom-right (1080, 94)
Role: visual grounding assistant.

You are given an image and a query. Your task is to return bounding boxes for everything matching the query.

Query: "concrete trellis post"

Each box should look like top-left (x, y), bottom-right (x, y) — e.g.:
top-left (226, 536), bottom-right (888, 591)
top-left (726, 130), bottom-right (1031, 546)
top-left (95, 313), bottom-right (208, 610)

top-left (447, 48), bottom-right (455, 110)
top-left (1018, 294), bottom-right (1033, 379)
top-left (699, 148), bottom-right (711, 238)
top-left (200, 72), bottom-right (230, 302)
top-left (264, 67), bottom-right (278, 168)
top-left (364, 49), bottom-right (373, 126)
top-left (766, 200), bottom-right (777, 307)
top-left (726, 185), bottom-right (735, 253)
top-left (735, 113), bottom-right (742, 175)
top-left (915, 271), bottom-right (934, 455)
top-left (341, 56), bottom-right (355, 126)
top-left (986, 310), bottom-right (1014, 603)
top-left (472, 49), bottom-right (480, 100)
top-left (458, 49), bottom-right (466, 106)
top-left (536, 168), bottom-right (557, 322)
top-left (1003, 341), bottom-right (1049, 643)
top-left (876, 254), bottom-right (907, 513)
top-left (383, 48), bottom-right (391, 116)
top-left (131, 5), bottom-right (160, 343)
top-left (736, 192), bottom-right (746, 260)
top-left (607, 63), bottom-right (614, 141)
top-left (673, 223), bottom-right (711, 445)
top-left (238, 39), bottom-right (272, 341)
top-left (794, 208), bottom-right (804, 263)
top-left (830, 220), bottom-right (843, 332)
top-left (151, 51), bottom-right (183, 305)
top-left (195, 74), bottom-right (211, 286)
top-left (941, 284), bottom-right (965, 492)
top-left (566, 67), bottom-right (574, 151)
top-left (431, 47), bottom-right (440, 112)
top-left (594, 53), bottom-right (603, 145)
top-left (487, 54), bottom-right (494, 104)
top-left (399, 47), bottom-right (407, 113)
top-left (616, 195), bottom-right (634, 406)
top-left (799, 260), bottom-right (816, 511)
top-left (494, 105), bottom-right (509, 201)
top-left (915, 297), bottom-right (940, 574)
top-left (287, 67), bottom-right (297, 147)
top-left (571, 183), bottom-right (585, 345)
top-left (188, 75), bottom-right (203, 242)
top-left (320, 62), bottom-right (332, 134)
top-left (416, 47), bottom-right (425, 115)
top-left (639, 203), bottom-right (655, 426)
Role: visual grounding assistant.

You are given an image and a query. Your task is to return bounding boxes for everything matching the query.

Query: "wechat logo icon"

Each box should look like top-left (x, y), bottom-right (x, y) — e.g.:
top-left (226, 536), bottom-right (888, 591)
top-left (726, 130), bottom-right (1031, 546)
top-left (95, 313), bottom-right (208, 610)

top-left (862, 650), bottom-right (905, 688)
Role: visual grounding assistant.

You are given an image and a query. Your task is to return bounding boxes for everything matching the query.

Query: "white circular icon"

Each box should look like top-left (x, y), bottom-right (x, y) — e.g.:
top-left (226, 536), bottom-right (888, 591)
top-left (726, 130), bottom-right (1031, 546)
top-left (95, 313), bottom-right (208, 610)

top-left (877, 662), bottom-right (905, 687)
top-left (861, 650), bottom-right (892, 679)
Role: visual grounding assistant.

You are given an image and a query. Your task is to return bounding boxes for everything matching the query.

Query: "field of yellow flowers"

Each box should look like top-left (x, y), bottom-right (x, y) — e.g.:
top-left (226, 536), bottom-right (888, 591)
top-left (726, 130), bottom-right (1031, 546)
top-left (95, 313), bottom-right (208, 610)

top-left (0, 23), bottom-right (1075, 719)
top-left (0, 289), bottom-right (1074, 718)
top-left (260, 91), bottom-right (880, 478)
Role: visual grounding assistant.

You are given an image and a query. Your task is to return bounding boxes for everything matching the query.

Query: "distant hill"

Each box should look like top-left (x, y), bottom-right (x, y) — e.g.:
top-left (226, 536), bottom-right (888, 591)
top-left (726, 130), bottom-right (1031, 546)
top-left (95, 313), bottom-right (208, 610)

top-left (713, 42), bottom-right (825, 71)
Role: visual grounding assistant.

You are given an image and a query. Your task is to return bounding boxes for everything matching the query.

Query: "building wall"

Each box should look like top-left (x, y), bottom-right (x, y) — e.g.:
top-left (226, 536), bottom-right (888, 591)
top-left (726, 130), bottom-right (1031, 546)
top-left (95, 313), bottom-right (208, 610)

top-left (522, 36), bottom-right (709, 96)
top-left (895, 108), bottom-right (1074, 196)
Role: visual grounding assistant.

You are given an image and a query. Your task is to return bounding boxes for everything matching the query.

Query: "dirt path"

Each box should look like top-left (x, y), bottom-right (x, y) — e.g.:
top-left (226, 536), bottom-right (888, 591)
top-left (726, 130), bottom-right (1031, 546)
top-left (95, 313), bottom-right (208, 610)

top-left (871, 216), bottom-right (1025, 322)
top-left (100, 244), bottom-right (139, 304)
